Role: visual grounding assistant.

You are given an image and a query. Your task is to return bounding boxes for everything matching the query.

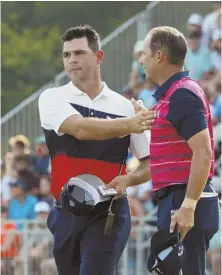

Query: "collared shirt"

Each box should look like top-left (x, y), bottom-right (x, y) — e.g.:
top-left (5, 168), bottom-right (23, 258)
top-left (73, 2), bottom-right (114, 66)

top-left (8, 194), bottom-right (38, 229)
top-left (153, 71), bottom-right (208, 141)
top-left (39, 81), bottom-right (150, 160)
top-left (39, 81), bottom-right (151, 198)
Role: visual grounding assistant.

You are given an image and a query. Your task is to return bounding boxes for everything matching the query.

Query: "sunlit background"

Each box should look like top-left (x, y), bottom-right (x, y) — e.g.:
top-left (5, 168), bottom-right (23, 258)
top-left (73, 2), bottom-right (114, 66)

top-left (1, 1), bottom-right (221, 275)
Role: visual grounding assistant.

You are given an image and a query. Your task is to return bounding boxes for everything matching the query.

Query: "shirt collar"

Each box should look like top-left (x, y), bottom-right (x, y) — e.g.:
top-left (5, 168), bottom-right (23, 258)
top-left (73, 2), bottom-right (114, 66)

top-left (153, 71), bottom-right (189, 101)
top-left (68, 81), bottom-right (110, 97)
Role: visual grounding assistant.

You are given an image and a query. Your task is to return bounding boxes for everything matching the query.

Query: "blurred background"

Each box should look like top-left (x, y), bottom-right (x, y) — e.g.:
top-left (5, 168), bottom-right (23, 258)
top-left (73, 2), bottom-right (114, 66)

top-left (1, 1), bottom-right (221, 275)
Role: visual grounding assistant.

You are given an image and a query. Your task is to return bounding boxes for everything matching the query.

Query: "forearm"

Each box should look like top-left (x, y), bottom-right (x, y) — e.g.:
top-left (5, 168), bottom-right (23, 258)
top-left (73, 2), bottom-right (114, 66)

top-left (76, 117), bottom-right (131, 140)
top-left (185, 149), bottom-right (212, 201)
top-left (125, 157), bottom-right (151, 187)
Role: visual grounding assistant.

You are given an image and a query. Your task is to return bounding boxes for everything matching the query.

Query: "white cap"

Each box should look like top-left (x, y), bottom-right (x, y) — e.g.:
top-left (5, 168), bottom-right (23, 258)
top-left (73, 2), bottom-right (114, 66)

top-left (133, 40), bottom-right (144, 53)
top-left (212, 28), bottom-right (222, 41)
top-left (187, 13), bottom-right (203, 26)
top-left (35, 201), bottom-right (51, 213)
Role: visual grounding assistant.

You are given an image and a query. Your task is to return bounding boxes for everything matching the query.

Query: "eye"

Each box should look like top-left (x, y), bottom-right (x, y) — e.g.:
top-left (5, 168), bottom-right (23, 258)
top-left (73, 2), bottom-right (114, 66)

top-left (63, 52), bottom-right (70, 58)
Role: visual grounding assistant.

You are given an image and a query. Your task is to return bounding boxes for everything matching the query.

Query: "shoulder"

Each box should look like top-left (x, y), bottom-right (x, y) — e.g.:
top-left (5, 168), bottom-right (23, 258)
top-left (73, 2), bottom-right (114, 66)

top-left (38, 85), bottom-right (67, 104)
top-left (26, 194), bottom-right (38, 204)
top-left (106, 88), bottom-right (135, 117)
top-left (200, 46), bottom-right (211, 55)
top-left (169, 88), bottom-right (204, 115)
top-left (171, 88), bottom-right (203, 104)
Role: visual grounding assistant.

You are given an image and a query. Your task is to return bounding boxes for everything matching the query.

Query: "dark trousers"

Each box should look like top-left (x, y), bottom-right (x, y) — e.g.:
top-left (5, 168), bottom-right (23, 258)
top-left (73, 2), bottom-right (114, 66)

top-left (156, 184), bottom-right (219, 275)
top-left (47, 196), bottom-right (131, 275)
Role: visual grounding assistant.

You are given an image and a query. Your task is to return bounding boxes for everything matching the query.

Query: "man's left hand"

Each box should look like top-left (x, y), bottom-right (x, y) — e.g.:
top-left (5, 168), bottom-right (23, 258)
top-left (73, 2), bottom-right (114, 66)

top-left (170, 207), bottom-right (195, 241)
top-left (105, 175), bottom-right (132, 199)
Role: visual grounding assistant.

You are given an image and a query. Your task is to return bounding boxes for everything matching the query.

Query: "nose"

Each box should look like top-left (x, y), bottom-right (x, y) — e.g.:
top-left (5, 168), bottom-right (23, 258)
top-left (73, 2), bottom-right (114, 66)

top-left (139, 55), bottom-right (143, 64)
top-left (69, 53), bottom-right (78, 64)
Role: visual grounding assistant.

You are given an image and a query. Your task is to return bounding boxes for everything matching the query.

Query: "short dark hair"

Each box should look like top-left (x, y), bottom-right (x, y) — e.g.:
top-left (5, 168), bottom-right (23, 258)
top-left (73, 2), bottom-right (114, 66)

top-left (62, 25), bottom-right (101, 53)
top-left (149, 26), bottom-right (187, 66)
top-left (187, 30), bottom-right (202, 39)
top-left (14, 140), bottom-right (25, 149)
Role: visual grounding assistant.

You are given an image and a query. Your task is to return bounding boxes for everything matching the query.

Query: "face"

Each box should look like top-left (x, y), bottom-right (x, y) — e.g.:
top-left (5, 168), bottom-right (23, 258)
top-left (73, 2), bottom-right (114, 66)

top-left (10, 185), bottom-right (24, 198)
top-left (213, 39), bottom-right (221, 52)
top-left (187, 37), bottom-right (201, 52)
top-left (139, 33), bottom-right (164, 83)
top-left (40, 177), bottom-right (50, 195)
top-left (39, 143), bottom-right (49, 155)
top-left (187, 24), bottom-right (202, 32)
top-left (12, 145), bottom-right (25, 157)
top-left (63, 37), bottom-right (104, 83)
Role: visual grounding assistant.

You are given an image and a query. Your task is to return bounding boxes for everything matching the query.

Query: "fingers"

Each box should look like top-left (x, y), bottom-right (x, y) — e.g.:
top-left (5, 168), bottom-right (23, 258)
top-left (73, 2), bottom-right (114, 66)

top-left (170, 214), bottom-right (177, 233)
top-left (178, 229), bottom-right (187, 241)
top-left (131, 98), bottom-right (143, 113)
top-left (104, 180), bottom-right (116, 189)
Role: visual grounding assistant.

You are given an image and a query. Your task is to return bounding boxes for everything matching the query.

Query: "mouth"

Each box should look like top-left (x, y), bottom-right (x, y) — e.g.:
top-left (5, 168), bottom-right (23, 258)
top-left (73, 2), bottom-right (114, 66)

top-left (69, 68), bottom-right (82, 72)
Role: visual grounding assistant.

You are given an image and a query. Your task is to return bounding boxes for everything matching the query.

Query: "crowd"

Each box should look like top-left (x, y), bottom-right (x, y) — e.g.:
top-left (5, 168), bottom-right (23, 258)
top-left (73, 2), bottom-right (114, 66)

top-left (1, 3), bottom-right (221, 275)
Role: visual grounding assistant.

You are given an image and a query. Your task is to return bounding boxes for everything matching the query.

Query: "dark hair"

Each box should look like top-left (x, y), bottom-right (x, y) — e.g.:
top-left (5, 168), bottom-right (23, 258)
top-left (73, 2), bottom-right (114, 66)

top-left (187, 30), bottom-right (202, 39)
top-left (149, 26), bottom-right (187, 66)
top-left (14, 155), bottom-right (31, 165)
top-left (14, 140), bottom-right (25, 149)
top-left (62, 25), bottom-right (101, 53)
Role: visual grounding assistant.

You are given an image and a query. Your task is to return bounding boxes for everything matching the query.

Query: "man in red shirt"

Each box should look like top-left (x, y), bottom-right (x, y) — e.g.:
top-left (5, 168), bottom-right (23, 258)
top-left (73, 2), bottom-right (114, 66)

top-left (108, 26), bottom-right (219, 275)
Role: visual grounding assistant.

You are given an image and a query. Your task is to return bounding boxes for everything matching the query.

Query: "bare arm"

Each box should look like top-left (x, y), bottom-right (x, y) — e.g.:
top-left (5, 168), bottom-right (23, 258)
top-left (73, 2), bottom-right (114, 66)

top-left (59, 111), bottom-right (155, 140)
top-left (125, 157), bottom-right (151, 187)
top-left (185, 128), bottom-right (213, 201)
top-left (105, 157), bottom-right (151, 195)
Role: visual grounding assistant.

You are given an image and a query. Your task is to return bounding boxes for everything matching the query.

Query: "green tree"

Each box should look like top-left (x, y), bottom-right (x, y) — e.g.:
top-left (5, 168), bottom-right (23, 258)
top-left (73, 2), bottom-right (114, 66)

top-left (1, 1), bottom-right (147, 115)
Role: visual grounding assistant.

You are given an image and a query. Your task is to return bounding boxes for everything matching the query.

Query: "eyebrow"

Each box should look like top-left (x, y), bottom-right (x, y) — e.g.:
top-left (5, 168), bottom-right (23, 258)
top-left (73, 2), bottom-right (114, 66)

top-left (63, 50), bottom-right (87, 55)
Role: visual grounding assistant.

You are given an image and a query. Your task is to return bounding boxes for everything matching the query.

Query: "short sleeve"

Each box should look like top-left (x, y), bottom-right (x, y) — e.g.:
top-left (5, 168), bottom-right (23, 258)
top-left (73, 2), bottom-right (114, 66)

top-left (167, 88), bottom-right (208, 140)
top-left (38, 88), bottom-right (80, 135)
top-left (130, 131), bottom-right (150, 160)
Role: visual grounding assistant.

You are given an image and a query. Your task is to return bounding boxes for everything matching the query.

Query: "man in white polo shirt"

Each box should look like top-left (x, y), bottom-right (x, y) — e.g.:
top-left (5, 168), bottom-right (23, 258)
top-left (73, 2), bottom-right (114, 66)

top-left (38, 25), bottom-right (155, 275)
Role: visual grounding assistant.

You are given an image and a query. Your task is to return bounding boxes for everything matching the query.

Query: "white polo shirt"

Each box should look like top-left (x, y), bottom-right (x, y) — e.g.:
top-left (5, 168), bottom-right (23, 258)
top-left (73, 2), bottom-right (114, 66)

top-left (38, 81), bottom-right (150, 198)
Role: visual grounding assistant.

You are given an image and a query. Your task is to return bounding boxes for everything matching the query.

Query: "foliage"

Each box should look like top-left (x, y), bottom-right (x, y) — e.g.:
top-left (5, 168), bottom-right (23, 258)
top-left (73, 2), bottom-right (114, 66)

top-left (1, 1), bottom-right (147, 115)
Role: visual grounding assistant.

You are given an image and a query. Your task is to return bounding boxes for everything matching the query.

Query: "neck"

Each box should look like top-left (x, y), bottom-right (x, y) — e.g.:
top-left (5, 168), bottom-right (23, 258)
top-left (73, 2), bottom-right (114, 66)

top-left (156, 66), bottom-right (184, 86)
top-left (74, 70), bottom-right (103, 99)
top-left (16, 194), bottom-right (26, 203)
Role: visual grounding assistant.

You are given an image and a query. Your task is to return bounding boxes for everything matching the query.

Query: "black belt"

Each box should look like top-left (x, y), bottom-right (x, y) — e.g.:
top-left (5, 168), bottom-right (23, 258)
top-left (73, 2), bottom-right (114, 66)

top-left (154, 184), bottom-right (187, 201)
top-left (154, 180), bottom-right (212, 202)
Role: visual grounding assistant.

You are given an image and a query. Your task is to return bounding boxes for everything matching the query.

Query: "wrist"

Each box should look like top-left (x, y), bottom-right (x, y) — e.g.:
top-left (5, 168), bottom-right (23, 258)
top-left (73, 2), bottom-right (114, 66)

top-left (124, 174), bottom-right (134, 188)
top-left (181, 198), bottom-right (198, 211)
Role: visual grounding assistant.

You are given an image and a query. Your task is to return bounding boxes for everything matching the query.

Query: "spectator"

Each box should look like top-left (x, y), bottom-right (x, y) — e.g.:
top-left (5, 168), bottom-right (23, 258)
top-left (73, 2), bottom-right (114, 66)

top-left (131, 40), bottom-right (145, 84)
top-left (1, 167), bottom-right (18, 206)
top-left (187, 13), bottom-right (203, 32)
top-left (15, 201), bottom-right (53, 275)
top-left (212, 73), bottom-right (221, 125)
top-left (35, 136), bottom-right (50, 175)
top-left (137, 78), bottom-right (157, 108)
top-left (18, 169), bottom-right (40, 197)
top-left (40, 258), bottom-right (58, 275)
top-left (185, 30), bottom-right (213, 81)
top-left (1, 206), bottom-right (20, 275)
top-left (38, 175), bottom-right (53, 206)
top-left (208, 215), bottom-right (221, 275)
top-left (121, 85), bottom-right (134, 100)
top-left (4, 135), bottom-right (36, 179)
top-left (8, 179), bottom-right (38, 229)
top-left (202, 2), bottom-right (221, 46)
top-left (211, 28), bottom-right (222, 73)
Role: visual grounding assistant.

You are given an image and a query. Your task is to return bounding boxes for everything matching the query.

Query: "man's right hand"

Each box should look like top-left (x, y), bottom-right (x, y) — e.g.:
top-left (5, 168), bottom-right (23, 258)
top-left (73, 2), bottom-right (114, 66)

top-left (129, 109), bottom-right (156, 133)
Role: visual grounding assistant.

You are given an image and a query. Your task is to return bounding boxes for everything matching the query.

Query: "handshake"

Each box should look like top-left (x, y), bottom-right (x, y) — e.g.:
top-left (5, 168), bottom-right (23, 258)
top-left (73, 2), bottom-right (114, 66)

top-left (127, 99), bottom-right (157, 134)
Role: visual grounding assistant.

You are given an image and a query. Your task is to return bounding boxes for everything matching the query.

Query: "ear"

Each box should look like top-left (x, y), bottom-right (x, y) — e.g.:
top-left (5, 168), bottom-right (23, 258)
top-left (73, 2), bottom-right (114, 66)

top-left (96, 50), bottom-right (104, 65)
top-left (156, 50), bottom-right (164, 64)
